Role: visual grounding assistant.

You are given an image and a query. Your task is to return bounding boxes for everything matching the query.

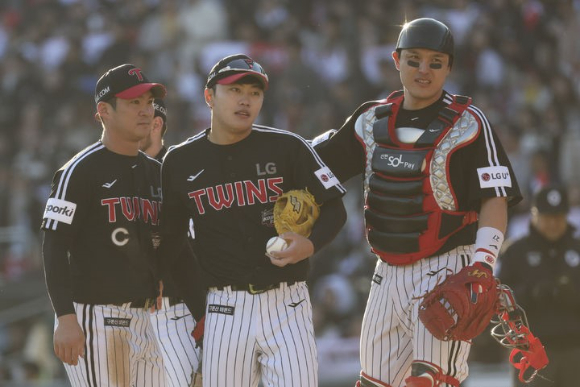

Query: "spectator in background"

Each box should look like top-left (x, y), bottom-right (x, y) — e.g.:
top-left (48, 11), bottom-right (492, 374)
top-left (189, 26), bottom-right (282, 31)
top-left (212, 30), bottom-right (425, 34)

top-left (498, 185), bottom-right (580, 387)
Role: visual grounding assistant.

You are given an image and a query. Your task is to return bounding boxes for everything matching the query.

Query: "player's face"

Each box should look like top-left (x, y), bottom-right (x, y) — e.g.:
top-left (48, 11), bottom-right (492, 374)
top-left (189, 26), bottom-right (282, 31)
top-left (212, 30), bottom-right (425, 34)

top-left (109, 91), bottom-right (155, 142)
top-left (208, 83), bottom-right (264, 142)
top-left (393, 48), bottom-right (451, 110)
top-left (532, 211), bottom-right (568, 242)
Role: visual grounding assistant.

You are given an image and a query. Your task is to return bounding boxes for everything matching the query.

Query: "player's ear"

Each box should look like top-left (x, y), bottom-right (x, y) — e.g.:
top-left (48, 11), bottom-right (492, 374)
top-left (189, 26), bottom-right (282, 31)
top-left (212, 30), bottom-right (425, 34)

top-left (152, 116), bottom-right (163, 133)
top-left (96, 101), bottom-right (109, 121)
top-left (392, 50), bottom-right (401, 70)
top-left (204, 88), bottom-right (213, 108)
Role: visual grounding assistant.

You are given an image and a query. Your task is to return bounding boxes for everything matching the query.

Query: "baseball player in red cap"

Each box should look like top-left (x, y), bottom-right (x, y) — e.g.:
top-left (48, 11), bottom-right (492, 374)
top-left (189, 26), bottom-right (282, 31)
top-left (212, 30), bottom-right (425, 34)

top-left (157, 53), bottom-right (347, 387)
top-left (42, 64), bottom-right (168, 386)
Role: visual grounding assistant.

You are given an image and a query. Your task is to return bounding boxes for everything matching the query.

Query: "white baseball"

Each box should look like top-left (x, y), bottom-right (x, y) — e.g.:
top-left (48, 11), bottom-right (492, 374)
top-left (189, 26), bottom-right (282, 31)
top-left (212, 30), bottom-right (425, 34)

top-left (266, 236), bottom-right (288, 255)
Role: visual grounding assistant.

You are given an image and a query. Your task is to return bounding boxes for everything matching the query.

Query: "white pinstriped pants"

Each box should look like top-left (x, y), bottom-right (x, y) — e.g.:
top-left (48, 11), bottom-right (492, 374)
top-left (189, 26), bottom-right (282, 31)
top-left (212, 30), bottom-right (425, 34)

top-left (202, 281), bottom-right (317, 387)
top-left (58, 302), bottom-right (166, 387)
top-left (150, 298), bottom-right (201, 387)
top-left (360, 245), bottom-right (474, 387)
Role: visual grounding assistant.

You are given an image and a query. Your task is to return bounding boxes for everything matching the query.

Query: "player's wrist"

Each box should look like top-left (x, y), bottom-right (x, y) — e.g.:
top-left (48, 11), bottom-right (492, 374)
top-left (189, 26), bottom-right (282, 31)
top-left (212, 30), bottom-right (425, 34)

top-left (473, 226), bottom-right (504, 270)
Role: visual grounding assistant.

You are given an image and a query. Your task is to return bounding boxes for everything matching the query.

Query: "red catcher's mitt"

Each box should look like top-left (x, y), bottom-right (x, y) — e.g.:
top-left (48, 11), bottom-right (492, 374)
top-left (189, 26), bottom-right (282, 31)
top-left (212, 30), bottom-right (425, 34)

top-left (418, 262), bottom-right (499, 341)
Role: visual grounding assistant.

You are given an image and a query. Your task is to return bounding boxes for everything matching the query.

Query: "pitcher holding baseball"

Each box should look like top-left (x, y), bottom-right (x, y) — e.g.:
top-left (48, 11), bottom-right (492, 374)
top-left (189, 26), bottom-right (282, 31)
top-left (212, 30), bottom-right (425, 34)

top-left (157, 54), bottom-right (346, 387)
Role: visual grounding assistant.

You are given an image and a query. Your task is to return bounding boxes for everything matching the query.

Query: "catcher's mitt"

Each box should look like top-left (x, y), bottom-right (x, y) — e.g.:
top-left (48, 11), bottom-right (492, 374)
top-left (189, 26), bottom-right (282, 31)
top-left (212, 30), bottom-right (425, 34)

top-left (273, 189), bottom-right (320, 237)
top-left (418, 262), bottom-right (499, 341)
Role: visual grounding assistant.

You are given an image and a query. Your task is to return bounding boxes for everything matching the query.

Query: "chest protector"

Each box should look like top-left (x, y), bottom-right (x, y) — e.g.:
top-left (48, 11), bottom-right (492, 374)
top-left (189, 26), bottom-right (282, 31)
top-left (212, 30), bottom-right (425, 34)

top-left (358, 91), bottom-right (479, 265)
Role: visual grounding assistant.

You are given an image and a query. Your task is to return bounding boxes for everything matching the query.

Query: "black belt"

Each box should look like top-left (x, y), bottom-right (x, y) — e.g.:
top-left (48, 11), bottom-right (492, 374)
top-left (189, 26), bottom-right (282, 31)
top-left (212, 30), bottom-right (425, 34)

top-left (215, 281), bottom-right (297, 295)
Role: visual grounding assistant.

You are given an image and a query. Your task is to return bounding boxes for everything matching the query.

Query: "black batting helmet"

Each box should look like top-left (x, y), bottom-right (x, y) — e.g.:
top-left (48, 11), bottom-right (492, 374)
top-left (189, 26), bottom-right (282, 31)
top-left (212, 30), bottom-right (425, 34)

top-left (396, 18), bottom-right (454, 66)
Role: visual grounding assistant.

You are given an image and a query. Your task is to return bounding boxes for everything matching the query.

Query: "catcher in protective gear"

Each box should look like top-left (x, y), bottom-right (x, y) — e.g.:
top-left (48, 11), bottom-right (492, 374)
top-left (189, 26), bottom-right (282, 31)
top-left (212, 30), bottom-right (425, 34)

top-left (418, 262), bottom-right (499, 341)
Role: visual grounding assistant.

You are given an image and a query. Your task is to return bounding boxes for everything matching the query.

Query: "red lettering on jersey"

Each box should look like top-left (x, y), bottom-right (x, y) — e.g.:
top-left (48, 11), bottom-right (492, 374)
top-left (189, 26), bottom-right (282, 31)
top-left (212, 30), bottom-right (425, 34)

top-left (267, 177), bottom-right (284, 202)
top-left (245, 180), bottom-right (268, 205)
top-left (101, 198), bottom-right (120, 222)
top-left (141, 198), bottom-right (158, 225)
top-left (188, 189), bottom-right (207, 214)
top-left (121, 197), bottom-right (138, 221)
top-left (234, 181), bottom-right (245, 206)
top-left (207, 184), bottom-right (235, 210)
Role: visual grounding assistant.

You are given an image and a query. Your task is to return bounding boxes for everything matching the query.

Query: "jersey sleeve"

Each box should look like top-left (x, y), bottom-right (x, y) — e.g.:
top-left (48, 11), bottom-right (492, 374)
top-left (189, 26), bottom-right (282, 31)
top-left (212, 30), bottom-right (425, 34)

top-left (157, 151), bottom-right (192, 276)
top-left (291, 135), bottom-right (346, 204)
top-left (41, 165), bottom-right (90, 237)
top-left (314, 107), bottom-right (366, 183)
top-left (461, 106), bottom-right (522, 208)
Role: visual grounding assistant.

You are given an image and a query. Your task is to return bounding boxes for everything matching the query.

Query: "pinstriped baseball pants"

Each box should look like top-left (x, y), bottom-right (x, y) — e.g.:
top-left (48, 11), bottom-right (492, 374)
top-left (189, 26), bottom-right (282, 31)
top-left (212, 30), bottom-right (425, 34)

top-left (360, 245), bottom-right (474, 387)
top-left (58, 302), bottom-right (166, 387)
top-left (202, 281), bottom-right (317, 387)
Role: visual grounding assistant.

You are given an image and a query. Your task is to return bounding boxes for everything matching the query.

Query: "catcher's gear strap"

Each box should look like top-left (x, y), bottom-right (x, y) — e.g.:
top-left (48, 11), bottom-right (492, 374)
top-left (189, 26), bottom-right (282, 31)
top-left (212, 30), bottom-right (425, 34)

top-left (473, 226), bottom-right (504, 269)
top-left (359, 372), bottom-right (393, 387)
top-left (308, 196), bottom-right (346, 253)
top-left (406, 361), bottom-right (460, 387)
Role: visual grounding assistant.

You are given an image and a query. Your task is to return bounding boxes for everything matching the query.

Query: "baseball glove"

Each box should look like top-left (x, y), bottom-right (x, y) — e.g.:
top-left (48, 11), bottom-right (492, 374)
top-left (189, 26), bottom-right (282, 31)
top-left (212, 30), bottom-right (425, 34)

top-left (273, 189), bottom-right (320, 237)
top-left (418, 262), bottom-right (499, 341)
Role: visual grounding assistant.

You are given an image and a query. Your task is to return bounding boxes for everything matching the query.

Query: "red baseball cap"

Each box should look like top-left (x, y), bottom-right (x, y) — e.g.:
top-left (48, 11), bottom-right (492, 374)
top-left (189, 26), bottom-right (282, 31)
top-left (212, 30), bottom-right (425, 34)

top-left (95, 64), bottom-right (166, 103)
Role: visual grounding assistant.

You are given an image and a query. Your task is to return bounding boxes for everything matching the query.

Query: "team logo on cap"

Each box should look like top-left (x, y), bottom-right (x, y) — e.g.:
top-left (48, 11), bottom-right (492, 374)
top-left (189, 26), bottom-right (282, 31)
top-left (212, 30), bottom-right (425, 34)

top-left (547, 190), bottom-right (562, 207)
top-left (128, 67), bottom-right (144, 81)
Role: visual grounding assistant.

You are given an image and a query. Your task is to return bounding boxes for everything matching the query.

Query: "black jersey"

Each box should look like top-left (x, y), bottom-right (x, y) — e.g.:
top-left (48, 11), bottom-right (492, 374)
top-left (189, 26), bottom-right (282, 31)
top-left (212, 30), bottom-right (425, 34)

top-left (315, 91), bottom-right (522, 252)
top-left (161, 125), bottom-right (346, 288)
top-left (41, 142), bottom-right (162, 306)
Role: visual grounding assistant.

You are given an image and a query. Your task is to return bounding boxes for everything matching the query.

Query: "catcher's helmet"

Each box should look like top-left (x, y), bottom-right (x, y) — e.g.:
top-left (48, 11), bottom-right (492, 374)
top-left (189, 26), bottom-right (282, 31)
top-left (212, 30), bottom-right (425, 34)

top-left (396, 18), bottom-right (454, 66)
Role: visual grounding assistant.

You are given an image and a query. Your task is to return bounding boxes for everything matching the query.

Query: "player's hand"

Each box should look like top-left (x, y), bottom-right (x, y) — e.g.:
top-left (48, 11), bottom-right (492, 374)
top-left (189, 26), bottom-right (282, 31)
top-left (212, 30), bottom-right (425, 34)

top-left (54, 314), bottom-right (85, 366)
top-left (268, 232), bottom-right (314, 267)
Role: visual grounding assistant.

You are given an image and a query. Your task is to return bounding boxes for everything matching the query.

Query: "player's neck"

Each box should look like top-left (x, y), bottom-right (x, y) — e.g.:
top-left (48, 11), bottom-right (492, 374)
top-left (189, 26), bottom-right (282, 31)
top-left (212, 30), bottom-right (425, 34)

top-left (208, 126), bottom-right (251, 145)
top-left (101, 131), bottom-right (140, 156)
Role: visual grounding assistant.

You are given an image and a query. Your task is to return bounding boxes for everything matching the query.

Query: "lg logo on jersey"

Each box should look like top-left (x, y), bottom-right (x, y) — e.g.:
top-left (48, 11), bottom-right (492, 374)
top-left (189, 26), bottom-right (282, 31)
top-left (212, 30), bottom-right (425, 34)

top-left (256, 162), bottom-right (276, 175)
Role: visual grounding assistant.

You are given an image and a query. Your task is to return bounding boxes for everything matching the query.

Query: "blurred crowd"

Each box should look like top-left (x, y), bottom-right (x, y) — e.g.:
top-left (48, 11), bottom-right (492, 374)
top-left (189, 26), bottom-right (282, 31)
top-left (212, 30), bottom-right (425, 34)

top-left (1, 0), bottom-right (580, 383)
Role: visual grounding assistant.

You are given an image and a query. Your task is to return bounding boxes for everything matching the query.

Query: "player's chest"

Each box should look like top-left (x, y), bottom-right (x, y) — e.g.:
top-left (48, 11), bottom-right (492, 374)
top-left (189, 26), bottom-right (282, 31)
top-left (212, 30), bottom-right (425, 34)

top-left (176, 154), bottom-right (289, 215)
top-left (94, 167), bottom-right (161, 224)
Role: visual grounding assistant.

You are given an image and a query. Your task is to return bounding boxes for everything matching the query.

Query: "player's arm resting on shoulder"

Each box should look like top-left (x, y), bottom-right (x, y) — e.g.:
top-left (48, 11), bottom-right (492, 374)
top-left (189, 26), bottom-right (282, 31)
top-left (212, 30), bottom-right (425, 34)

top-left (473, 196), bottom-right (508, 271)
top-left (43, 231), bottom-right (85, 365)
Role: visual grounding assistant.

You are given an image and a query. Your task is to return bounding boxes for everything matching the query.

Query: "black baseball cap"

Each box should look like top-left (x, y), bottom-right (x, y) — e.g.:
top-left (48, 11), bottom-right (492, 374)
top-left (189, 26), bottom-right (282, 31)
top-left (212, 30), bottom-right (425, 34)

top-left (533, 185), bottom-right (569, 214)
top-left (153, 98), bottom-right (167, 121)
top-left (205, 54), bottom-right (269, 90)
top-left (95, 64), bottom-right (166, 104)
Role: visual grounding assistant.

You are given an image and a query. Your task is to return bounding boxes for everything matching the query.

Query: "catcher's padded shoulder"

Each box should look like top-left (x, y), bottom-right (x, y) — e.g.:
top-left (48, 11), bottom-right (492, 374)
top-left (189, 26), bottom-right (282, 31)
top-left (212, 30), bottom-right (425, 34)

top-left (273, 189), bottom-right (320, 237)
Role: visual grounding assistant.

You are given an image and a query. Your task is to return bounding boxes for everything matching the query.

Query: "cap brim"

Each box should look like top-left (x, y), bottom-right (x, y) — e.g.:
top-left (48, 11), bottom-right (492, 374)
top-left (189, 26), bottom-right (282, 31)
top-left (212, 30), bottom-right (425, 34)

top-left (216, 73), bottom-right (268, 89)
top-left (115, 83), bottom-right (167, 99)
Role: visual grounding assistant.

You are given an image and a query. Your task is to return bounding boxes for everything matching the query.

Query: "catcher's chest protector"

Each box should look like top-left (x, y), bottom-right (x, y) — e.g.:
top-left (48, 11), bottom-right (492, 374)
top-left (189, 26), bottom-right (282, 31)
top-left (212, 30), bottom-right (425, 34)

top-left (358, 92), bottom-right (479, 265)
